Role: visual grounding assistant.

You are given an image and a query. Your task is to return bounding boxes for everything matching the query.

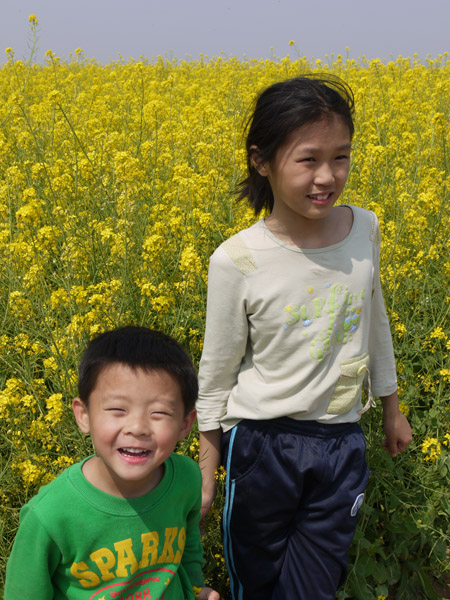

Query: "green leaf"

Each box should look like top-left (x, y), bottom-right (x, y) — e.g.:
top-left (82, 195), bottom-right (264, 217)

top-left (350, 576), bottom-right (371, 600)
top-left (375, 583), bottom-right (389, 597)
top-left (373, 560), bottom-right (388, 584)
top-left (363, 556), bottom-right (377, 577)
top-left (395, 569), bottom-right (409, 600)
top-left (417, 569), bottom-right (440, 600)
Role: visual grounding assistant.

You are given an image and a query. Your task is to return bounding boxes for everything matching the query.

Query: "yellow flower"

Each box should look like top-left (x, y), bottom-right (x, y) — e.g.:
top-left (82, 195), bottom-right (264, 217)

top-left (440, 369), bottom-right (450, 382)
top-left (430, 327), bottom-right (446, 340)
top-left (398, 401), bottom-right (409, 416)
top-left (421, 437), bottom-right (441, 462)
top-left (45, 393), bottom-right (64, 424)
top-left (395, 322), bottom-right (407, 338)
top-left (48, 89), bottom-right (62, 103)
top-left (179, 244), bottom-right (202, 282)
top-left (28, 14), bottom-right (38, 24)
top-left (14, 458), bottom-right (43, 487)
top-left (215, 465), bottom-right (226, 482)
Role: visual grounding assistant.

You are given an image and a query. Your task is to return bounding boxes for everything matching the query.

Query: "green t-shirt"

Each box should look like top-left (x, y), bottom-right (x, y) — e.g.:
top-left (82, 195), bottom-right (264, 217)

top-left (5, 453), bottom-right (204, 599)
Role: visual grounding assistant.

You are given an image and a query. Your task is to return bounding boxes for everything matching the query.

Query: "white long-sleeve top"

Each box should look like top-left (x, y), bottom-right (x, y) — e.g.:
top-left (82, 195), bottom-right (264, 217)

top-left (197, 206), bottom-right (397, 432)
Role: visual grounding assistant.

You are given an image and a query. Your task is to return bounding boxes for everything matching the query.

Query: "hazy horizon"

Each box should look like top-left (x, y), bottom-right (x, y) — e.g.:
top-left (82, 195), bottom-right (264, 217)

top-left (1, 0), bottom-right (449, 65)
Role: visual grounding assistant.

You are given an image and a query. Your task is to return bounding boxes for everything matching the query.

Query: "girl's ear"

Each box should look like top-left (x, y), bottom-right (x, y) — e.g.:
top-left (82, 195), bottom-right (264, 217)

top-left (249, 145), bottom-right (269, 177)
top-left (72, 397), bottom-right (91, 434)
top-left (178, 409), bottom-right (197, 441)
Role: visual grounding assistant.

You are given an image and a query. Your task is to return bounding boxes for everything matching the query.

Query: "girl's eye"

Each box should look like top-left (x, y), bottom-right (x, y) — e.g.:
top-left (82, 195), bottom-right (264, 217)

top-left (336, 154), bottom-right (349, 160)
top-left (107, 408), bottom-right (125, 413)
top-left (299, 157), bottom-right (315, 162)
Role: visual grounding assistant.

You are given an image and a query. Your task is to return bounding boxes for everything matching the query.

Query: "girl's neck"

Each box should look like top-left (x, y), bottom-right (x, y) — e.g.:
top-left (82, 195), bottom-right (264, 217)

top-left (264, 205), bottom-right (353, 249)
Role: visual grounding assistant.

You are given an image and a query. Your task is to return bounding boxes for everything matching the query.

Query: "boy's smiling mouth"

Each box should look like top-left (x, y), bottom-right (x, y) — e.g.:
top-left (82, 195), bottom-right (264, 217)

top-left (118, 447), bottom-right (151, 458)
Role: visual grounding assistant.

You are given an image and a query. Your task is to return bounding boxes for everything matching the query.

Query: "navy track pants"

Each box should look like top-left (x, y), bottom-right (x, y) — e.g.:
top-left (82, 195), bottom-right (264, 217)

top-left (221, 418), bottom-right (369, 600)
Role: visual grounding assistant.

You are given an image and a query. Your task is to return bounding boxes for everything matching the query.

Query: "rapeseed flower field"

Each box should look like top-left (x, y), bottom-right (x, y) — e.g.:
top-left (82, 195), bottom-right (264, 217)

top-left (0, 21), bottom-right (449, 599)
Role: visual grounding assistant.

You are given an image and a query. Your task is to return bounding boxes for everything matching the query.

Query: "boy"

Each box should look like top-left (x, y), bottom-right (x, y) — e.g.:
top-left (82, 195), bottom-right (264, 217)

top-left (5, 326), bottom-right (219, 600)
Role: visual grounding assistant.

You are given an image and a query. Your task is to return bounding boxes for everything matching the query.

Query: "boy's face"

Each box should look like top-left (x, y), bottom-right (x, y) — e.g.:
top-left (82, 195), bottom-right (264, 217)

top-left (72, 363), bottom-right (195, 498)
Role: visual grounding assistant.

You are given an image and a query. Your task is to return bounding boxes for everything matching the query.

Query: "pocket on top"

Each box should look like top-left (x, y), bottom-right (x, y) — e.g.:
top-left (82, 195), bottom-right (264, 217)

top-left (327, 352), bottom-right (370, 415)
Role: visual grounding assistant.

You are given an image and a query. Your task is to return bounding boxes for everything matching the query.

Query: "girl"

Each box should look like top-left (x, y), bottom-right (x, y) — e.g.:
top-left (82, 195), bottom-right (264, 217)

top-left (196, 75), bottom-right (412, 600)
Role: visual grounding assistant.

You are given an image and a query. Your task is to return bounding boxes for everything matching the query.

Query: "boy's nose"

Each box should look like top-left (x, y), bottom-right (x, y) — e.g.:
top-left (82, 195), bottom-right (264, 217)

top-left (124, 417), bottom-right (150, 437)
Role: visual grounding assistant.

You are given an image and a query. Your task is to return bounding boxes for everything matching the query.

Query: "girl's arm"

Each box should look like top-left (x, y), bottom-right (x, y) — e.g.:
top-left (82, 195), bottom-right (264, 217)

top-left (381, 391), bottom-right (412, 456)
top-left (197, 246), bottom-right (249, 431)
top-left (197, 245), bottom-right (250, 518)
top-left (199, 429), bottom-right (222, 518)
top-left (368, 212), bottom-right (412, 455)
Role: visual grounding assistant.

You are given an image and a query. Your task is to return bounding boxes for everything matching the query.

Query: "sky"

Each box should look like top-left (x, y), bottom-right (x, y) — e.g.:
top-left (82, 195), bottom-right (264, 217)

top-left (1, 0), bottom-right (449, 65)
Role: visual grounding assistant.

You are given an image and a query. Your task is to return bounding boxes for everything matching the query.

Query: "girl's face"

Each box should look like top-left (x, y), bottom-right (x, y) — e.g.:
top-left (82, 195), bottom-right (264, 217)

top-left (254, 115), bottom-right (351, 226)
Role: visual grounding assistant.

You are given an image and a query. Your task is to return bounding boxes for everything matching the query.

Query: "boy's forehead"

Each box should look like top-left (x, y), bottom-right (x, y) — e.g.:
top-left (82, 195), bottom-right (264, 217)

top-left (92, 363), bottom-right (183, 397)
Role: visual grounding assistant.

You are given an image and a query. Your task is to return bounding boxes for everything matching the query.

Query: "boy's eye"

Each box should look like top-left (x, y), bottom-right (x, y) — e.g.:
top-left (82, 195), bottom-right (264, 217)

top-left (152, 410), bottom-right (171, 417)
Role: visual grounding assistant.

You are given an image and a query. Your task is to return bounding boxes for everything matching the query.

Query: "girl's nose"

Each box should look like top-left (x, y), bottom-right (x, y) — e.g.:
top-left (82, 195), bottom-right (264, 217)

top-left (314, 162), bottom-right (335, 185)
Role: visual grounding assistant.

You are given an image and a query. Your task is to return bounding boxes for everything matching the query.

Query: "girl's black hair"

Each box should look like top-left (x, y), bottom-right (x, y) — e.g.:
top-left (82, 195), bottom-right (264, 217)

top-left (77, 326), bottom-right (198, 415)
top-left (237, 74), bottom-right (355, 216)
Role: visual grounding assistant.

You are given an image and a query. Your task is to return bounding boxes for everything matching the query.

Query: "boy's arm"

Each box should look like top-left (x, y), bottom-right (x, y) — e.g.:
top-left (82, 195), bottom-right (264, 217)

top-left (5, 505), bottom-right (59, 598)
top-left (181, 462), bottom-right (221, 599)
top-left (180, 461), bottom-right (209, 589)
top-left (381, 391), bottom-right (412, 457)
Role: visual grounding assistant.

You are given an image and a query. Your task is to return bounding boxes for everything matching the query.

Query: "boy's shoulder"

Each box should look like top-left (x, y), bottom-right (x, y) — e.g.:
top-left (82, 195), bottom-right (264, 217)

top-left (157, 454), bottom-right (202, 512)
top-left (170, 452), bottom-right (201, 483)
top-left (23, 460), bottom-right (83, 515)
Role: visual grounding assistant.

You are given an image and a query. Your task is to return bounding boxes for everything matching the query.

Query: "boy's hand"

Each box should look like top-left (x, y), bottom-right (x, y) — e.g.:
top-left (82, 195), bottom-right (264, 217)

top-left (382, 410), bottom-right (412, 457)
top-left (194, 586), bottom-right (220, 599)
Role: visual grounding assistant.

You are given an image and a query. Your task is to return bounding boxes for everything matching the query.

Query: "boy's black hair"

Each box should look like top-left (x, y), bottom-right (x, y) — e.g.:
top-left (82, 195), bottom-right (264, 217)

top-left (78, 326), bottom-right (198, 414)
top-left (237, 74), bottom-right (355, 216)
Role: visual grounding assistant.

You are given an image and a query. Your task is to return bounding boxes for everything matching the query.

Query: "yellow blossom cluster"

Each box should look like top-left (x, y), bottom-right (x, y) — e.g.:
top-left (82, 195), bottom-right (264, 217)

top-left (421, 437), bottom-right (442, 462)
top-left (421, 431), bottom-right (450, 463)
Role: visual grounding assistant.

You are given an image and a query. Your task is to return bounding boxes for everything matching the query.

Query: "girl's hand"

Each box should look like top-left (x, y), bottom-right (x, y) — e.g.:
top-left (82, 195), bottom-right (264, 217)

top-left (199, 429), bottom-right (222, 519)
top-left (201, 479), bottom-right (217, 519)
top-left (381, 392), bottom-right (413, 457)
top-left (194, 585), bottom-right (220, 599)
top-left (382, 410), bottom-right (412, 457)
